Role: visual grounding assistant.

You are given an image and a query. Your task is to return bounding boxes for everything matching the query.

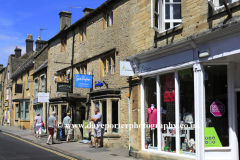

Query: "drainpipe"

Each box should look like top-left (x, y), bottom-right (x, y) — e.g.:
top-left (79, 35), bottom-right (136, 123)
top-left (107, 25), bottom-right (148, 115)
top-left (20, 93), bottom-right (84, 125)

top-left (128, 97), bottom-right (130, 150)
top-left (9, 87), bottom-right (12, 126)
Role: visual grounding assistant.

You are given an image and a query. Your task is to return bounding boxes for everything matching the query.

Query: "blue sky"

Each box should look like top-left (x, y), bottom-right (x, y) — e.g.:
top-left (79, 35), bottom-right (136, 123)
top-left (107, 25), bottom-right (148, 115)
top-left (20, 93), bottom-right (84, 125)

top-left (0, 0), bottom-right (106, 67)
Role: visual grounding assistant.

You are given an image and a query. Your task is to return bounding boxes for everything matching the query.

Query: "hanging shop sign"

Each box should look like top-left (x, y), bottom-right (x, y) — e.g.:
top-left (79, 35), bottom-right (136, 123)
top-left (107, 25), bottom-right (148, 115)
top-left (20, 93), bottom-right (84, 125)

top-left (163, 73), bottom-right (175, 102)
top-left (57, 82), bottom-right (72, 92)
top-left (210, 101), bottom-right (225, 117)
top-left (95, 81), bottom-right (103, 88)
top-left (5, 101), bottom-right (8, 107)
top-left (120, 61), bottom-right (134, 76)
top-left (38, 93), bottom-right (50, 103)
top-left (75, 74), bottom-right (92, 89)
top-left (204, 127), bottom-right (222, 147)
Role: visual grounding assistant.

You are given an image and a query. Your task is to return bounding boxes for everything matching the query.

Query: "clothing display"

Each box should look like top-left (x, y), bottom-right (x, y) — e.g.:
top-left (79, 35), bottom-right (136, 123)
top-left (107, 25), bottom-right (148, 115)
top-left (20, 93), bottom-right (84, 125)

top-left (163, 73), bottom-right (175, 102)
top-left (147, 106), bottom-right (157, 128)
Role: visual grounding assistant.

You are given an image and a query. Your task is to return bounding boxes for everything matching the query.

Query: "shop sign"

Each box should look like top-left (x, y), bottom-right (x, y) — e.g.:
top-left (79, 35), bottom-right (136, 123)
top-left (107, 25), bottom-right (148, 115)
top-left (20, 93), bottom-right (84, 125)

top-left (95, 81), bottom-right (103, 88)
top-left (83, 120), bottom-right (89, 138)
top-left (210, 101), bottom-right (225, 117)
top-left (204, 127), bottom-right (222, 147)
top-left (75, 74), bottom-right (92, 89)
top-left (57, 82), bottom-right (72, 92)
top-left (120, 61), bottom-right (134, 76)
top-left (38, 93), bottom-right (50, 103)
top-left (139, 49), bottom-right (193, 73)
top-left (5, 101), bottom-right (8, 107)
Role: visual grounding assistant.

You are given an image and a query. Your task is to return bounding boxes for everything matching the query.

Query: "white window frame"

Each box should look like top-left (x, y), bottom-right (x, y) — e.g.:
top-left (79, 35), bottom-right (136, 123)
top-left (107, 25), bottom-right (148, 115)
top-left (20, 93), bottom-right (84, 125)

top-left (141, 67), bottom-right (197, 158)
top-left (209, 0), bottom-right (237, 9)
top-left (151, 0), bottom-right (182, 33)
top-left (16, 104), bottom-right (19, 120)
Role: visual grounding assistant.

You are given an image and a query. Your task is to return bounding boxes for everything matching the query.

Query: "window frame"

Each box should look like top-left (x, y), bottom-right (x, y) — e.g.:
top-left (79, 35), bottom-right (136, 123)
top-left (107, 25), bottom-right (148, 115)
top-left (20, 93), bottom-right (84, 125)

top-left (103, 9), bottom-right (114, 29)
top-left (100, 53), bottom-right (116, 77)
top-left (151, 0), bottom-right (182, 33)
top-left (41, 75), bottom-right (45, 92)
top-left (77, 64), bottom-right (87, 75)
top-left (111, 99), bottom-right (119, 133)
top-left (79, 26), bottom-right (86, 42)
top-left (15, 104), bottom-right (19, 120)
top-left (35, 79), bottom-right (38, 98)
top-left (61, 36), bottom-right (67, 52)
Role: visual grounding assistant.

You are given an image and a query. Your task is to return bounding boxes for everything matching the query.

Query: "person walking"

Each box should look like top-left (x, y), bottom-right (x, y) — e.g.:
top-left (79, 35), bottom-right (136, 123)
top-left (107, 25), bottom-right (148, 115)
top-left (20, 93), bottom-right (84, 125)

top-left (34, 112), bottom-right (43, 139)
top-left (62, 113), bottom-right (73, 142)
top-left (47, 111), bottom-right (57, 145)
top-left (90, 107), bottom-right (102, 148)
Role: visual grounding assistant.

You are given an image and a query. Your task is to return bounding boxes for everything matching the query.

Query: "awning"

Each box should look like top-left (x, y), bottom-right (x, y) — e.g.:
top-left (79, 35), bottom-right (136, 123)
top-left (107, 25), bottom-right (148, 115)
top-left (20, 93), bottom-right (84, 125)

top-left (88, 88), bottom-right (121, 100)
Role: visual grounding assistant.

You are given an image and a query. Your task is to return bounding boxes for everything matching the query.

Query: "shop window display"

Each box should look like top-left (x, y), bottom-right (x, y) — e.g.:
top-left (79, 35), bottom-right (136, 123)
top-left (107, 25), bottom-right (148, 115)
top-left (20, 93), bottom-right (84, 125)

top-left (179, 68), bottom-right (196, 155)
top-left (160, 73), bottom-right (176, 153)
top-left (204, 65), bottom-right (229, 147)
top-left (144, 77), bottom-right (158, 150)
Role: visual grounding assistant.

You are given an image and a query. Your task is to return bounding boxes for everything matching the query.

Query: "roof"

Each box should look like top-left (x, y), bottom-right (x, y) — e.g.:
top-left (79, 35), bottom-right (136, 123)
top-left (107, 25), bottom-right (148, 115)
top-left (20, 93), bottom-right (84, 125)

top-left (34, 44), bottom-right (48, 58)
top-left (11, 54), bottom-right (35, 79)
top-left (48, 0), bottom-right (121, 43)
top-left (33, 60), bottom-right (48, 75)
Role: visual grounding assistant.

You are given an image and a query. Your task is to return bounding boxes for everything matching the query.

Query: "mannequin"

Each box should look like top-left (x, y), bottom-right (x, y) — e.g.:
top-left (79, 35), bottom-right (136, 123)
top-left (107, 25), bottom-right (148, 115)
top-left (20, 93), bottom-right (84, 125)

top-left (147, 104), bottom-right (157, 148)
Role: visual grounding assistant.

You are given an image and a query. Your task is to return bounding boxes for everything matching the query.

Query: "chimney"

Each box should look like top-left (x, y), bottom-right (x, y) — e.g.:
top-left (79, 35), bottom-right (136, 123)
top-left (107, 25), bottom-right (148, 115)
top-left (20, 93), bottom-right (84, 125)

top-left (59, 11), bottom-right (72, 30)
top-left (83, 8), bottom-right (94, 16)
top-left (14, 46), bottom-right (22, 58)
top-left (0, 64), bottom-right (3, 70)
top-left (35, 36), bottom-right (47, 52)
top-left (25, 34), bottom-right (34, 53)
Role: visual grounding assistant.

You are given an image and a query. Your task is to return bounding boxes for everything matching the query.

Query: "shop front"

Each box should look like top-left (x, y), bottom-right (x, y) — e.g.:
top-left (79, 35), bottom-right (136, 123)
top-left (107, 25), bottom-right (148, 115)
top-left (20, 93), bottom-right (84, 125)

top-left (126, 24), bottom-right (240, 160)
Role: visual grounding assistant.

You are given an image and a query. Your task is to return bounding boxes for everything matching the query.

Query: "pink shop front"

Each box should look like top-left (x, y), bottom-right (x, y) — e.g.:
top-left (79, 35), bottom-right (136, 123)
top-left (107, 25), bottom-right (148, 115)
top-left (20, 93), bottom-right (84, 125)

top-left (126, 22), bottom-right (240, 160)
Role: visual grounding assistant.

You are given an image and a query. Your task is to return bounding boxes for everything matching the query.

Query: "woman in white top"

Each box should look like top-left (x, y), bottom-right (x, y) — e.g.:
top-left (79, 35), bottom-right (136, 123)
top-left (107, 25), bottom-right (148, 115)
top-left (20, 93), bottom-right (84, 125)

top-left (34, 112), bottom-right (43, 138)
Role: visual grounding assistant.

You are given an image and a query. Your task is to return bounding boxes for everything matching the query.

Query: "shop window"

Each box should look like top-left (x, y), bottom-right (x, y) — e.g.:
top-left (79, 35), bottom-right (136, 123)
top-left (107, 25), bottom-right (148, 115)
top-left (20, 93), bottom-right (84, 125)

top-left (101, 53), bottom-right (116, 77)
top-left (144, 76), bottom-right (158, 150)
top-left (103, 10), bottom-right (113, 29)
top-left (16, 104), bottom-right (19, 120)
top-left (204, 65), bottom-right (229, 147)
top-left (79, 26), bottom-right (86, 42)
top-left (151, 0), bottom-right (181, 32)
top-left (20, 101), bottom-right (30, 120)
top-left (179, 68), bottom-right (196, 155)
top-left (102, 101), bottom-right (107, 133)
top-left (112, 100), bottom-right (119, 133)
top-left (61, 36), bottom-right (67, 52)
top-left (25, 102), bottom-right (30, 119)
top-left (160, 73), bottom-right (176, 152)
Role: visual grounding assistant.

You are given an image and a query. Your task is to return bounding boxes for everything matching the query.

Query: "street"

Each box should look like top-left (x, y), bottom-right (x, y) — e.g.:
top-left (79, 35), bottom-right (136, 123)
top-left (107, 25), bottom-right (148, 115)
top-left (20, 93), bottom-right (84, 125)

top-left (0, 132), bottom-right (79, 160)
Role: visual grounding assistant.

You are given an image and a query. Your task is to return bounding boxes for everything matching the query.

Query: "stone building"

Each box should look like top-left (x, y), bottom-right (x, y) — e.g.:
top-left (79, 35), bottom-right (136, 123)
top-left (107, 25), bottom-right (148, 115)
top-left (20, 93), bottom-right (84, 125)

top-left (0, 65), bottom-right (5, 125)
top-left (47, 0), bottom-right (156, 147)
top-left (123, 0), bottom-right (240, 160)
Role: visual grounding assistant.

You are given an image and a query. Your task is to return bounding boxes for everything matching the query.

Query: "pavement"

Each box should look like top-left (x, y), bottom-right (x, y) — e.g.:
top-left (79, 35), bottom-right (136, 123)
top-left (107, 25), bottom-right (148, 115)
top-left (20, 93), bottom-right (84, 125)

top-left (0, 126), bottom-right (139, 160)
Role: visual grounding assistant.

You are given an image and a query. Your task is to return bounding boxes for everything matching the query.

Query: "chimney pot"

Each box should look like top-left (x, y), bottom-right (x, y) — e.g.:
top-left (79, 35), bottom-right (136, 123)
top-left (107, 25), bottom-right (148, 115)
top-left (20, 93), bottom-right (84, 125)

top-left (38, 36), bottom-right (41, 40)
top-left (27, 34), bottom-right (29, 39)
top-left (59, 11), bottom-right (72, 30)
top-left (83, 8), bottom-right (94, 16)
top-left (26, 34), bottom-right (34, 53)
top-left (14, 47), bottom-right (22, 58)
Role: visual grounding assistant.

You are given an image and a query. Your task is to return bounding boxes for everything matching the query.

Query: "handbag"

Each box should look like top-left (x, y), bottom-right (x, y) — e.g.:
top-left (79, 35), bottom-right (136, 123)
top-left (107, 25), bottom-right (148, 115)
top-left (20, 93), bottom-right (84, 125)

top-left (41, 117), bottom-right (44, 127)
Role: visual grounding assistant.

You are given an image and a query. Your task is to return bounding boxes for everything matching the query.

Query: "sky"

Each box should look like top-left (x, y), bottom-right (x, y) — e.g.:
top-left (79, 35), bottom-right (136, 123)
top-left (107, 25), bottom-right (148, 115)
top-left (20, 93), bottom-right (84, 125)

top-left (0, 0), bottom-right (107, 67)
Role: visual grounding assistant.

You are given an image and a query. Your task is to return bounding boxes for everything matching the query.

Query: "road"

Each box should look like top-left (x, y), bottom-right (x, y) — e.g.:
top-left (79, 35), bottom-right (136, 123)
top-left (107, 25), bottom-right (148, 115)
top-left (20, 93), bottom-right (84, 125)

top-left (0, 132), bottom-right (79, 160)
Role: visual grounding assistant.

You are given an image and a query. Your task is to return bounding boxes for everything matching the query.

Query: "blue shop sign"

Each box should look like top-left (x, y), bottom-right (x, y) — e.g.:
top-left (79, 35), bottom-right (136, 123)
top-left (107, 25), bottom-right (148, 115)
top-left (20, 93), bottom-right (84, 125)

top-left (75, 74), bottom-right (92, 88)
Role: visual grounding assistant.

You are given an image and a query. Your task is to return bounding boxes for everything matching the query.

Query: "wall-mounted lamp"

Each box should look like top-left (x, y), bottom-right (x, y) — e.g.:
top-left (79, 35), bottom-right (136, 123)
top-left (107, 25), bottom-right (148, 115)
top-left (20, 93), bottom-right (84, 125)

top-left (199, 48), bottom-right (210, 58)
